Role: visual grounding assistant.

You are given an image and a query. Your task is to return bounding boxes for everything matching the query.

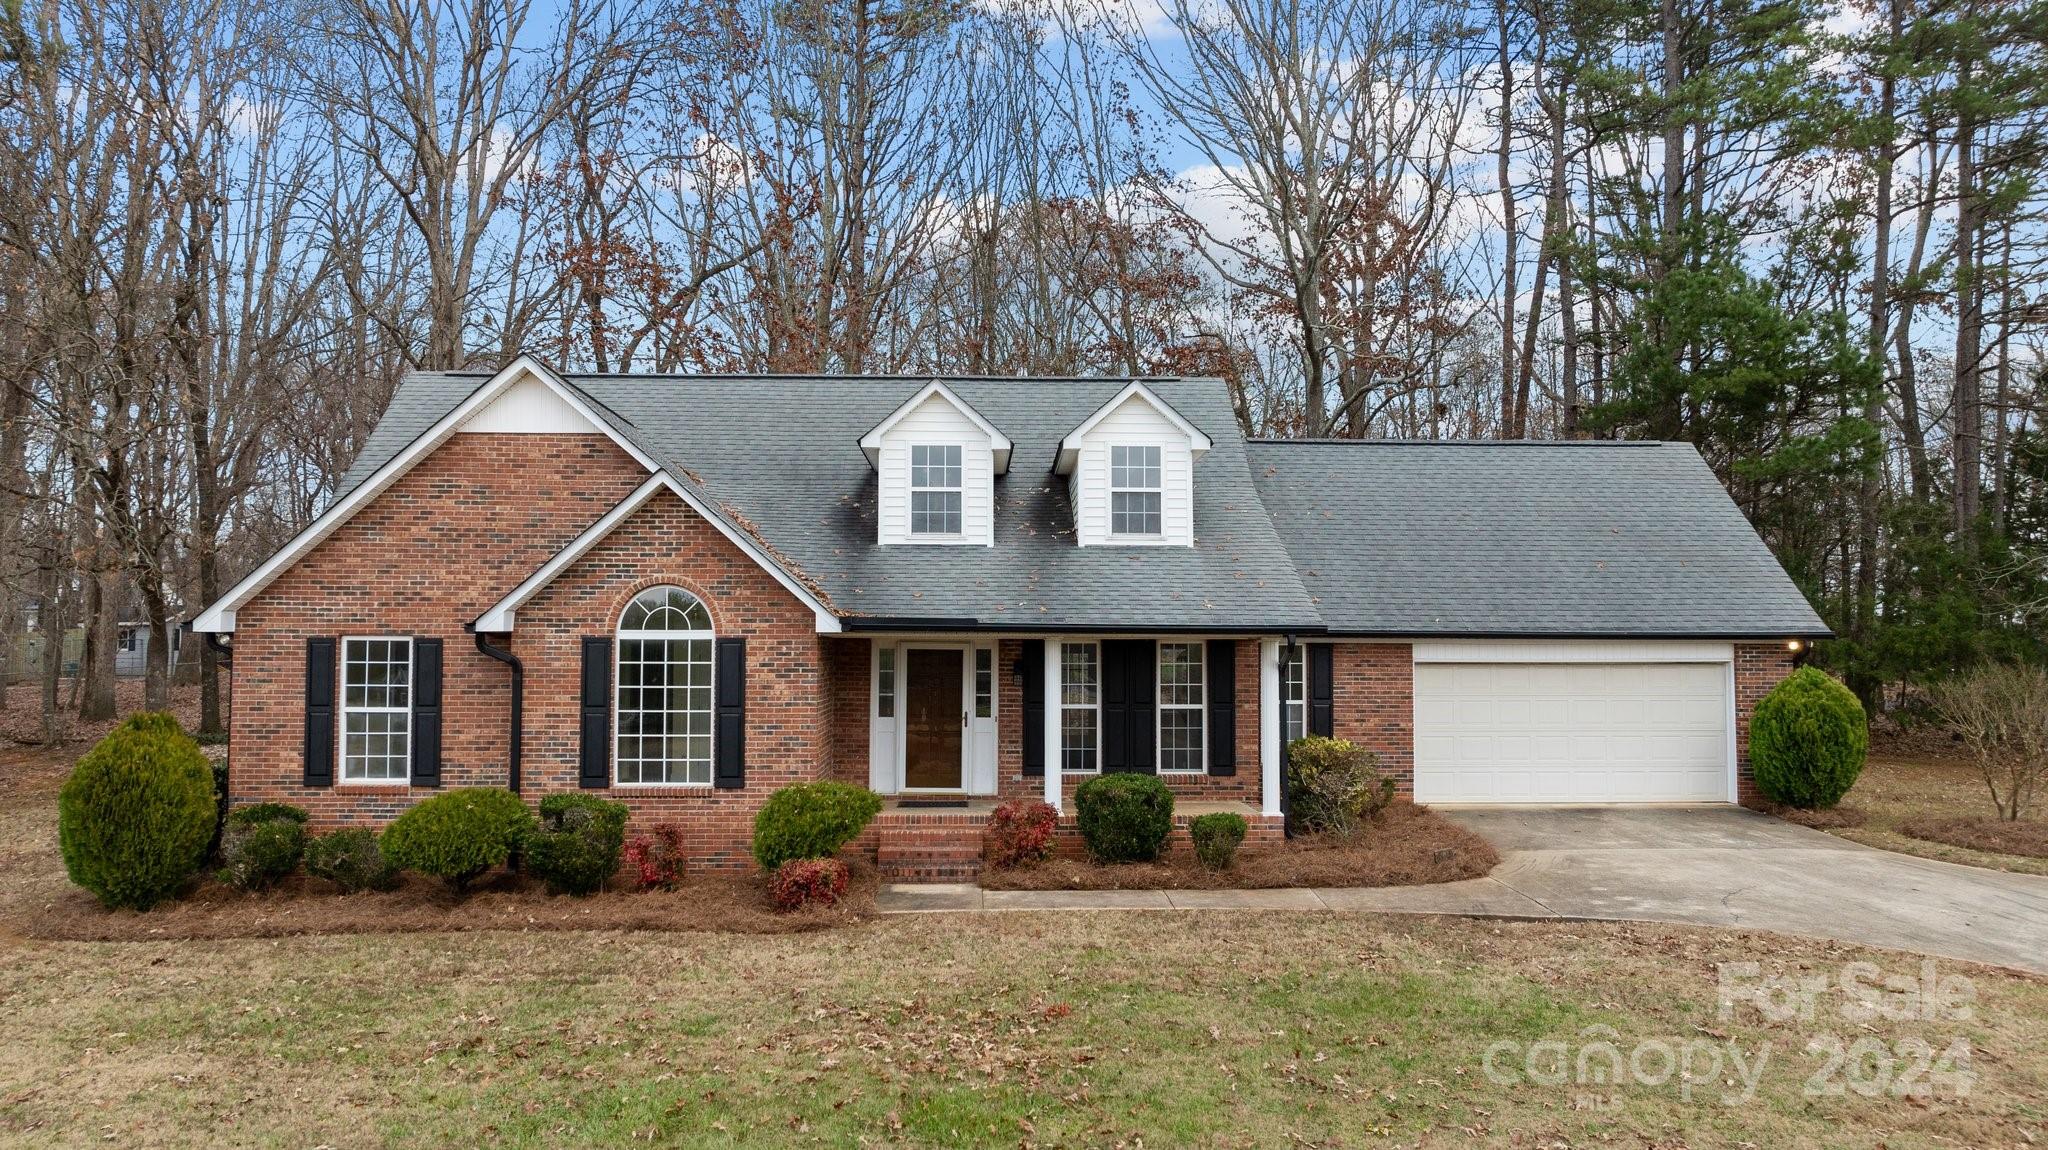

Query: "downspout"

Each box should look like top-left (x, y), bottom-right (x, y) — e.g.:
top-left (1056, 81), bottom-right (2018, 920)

top-left (474, 631), bottom-right (523, 793)
top-left (1280, 633), bottom-right (1298, 839)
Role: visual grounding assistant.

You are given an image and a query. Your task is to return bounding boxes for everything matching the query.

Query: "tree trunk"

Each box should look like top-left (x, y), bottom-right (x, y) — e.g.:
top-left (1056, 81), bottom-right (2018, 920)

top-left (1952, 83), bottom-right (1981, 541)
top-left (39, 565), bottom-right (62, 745)
top-left (1856, 16), bottom-right (1895, 649)
top-left (1497, 0), bottom-right (1518, 437)
top-left (79, 569), bottom-right (117, 722)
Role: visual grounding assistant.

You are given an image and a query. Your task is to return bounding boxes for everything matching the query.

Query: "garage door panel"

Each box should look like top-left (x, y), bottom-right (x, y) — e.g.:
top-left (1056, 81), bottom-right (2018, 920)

top-left (1414, 662), bottom-right (1729, 804)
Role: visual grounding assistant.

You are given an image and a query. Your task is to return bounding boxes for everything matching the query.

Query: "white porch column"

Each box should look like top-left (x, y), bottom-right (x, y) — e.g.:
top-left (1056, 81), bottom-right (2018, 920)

top-left (1042, 637), bottom-right (1064, 811)
top-left (1259, 638), bottom-right (1282, 817)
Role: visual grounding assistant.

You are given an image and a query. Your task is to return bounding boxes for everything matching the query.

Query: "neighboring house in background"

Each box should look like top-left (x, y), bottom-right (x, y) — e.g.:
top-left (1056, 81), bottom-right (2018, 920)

top-left (191, 356), bottom-right (1828, 874)
top-left (114, 620), bottom-right (182, 678)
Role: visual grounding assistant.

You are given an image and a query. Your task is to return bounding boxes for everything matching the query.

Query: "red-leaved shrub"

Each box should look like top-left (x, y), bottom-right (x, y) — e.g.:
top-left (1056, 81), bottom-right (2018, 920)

top-left (623, 824), bottom-right (687, 890)
top-left (770, 857), bottom-right (849, 911)
top-left (983, 799), bottom-right (1058, 869)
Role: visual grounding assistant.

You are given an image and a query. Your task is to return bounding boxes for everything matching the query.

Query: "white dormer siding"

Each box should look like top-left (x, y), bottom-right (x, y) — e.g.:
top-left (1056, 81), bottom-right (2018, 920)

top-left (1068, 395), bottom-right (1196, 546)
top-left (873, 393), bottom-right (997, 545)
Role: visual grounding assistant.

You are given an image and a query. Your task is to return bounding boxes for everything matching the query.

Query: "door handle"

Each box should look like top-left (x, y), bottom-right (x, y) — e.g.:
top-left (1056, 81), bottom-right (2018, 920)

top-left (962, 710), bottom-right (969, 729)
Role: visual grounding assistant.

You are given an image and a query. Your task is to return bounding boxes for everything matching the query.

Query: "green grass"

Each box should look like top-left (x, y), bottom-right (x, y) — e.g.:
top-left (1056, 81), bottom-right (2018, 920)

top-left (3, 915), bottom-right (2046, 1148)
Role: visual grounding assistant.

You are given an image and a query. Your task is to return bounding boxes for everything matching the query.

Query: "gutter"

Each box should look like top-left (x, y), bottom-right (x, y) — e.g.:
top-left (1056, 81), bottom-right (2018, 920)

top-left (471, 630), bottom-right (523, 793)
top-left (846, 617), bottom-right (1332, 636)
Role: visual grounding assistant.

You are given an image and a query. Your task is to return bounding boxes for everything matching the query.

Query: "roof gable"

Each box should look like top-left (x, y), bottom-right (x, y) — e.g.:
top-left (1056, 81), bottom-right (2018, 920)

top-left (1054, 381), bottom-right (1213, 474)
top-left (859, 381), bottom-right (1013, 474)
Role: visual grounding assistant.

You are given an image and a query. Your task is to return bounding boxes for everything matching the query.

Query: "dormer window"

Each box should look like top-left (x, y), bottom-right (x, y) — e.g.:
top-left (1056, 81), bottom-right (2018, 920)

top-left (1109, 445), bottom-right (1163, 536)
top-left (910, 445), bottom-right (964, 536)
top-left (861, 382), bottom-right (1009, 546)
top-left (1055, 382), bottom-right (1212, 547)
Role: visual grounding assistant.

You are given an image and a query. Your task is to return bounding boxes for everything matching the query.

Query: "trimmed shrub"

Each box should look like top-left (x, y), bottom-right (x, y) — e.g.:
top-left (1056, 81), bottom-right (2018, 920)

top-left (983, 799), bottom-right (1059, 869)
top-left (1189, 811), bottom-right (1249, 870)
top-left (59, 714), bottom-right (216, 910)
top-left (216, 819), bottom-right (306, 891)
top-left (1286, 736), bottom-right (1395, 836)
top-left (624, 824), bottom-right (688, 890)
top-left (227, 802), bottom-right (309, 827)
top-left (305, 828), bottom-right (399, 893)
top-left (381, 788), bottom-right (534, 892)
top-left (1751, 666), bottom-right (1868, 809)
top-left (769, 857), bottom-right (850, 911)
top-left (1074, 773), bottom-right (1174, 863)
top-left (525, 793), bottom-right (629, 896)
top-left (751, 781), bottom-right (883, 872)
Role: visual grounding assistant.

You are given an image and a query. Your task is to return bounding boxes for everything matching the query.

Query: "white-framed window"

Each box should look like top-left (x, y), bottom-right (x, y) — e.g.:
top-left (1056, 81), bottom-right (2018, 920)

top-left (341, 636), bottom-right (412, 783)
top-left (118, 628), bottom-right (138, 652)
top-left (1109, 445), bottom-right (1162, 536)
top-left (1059, 641), bottom-right (1099, 773)
top-left (615, 585), bottom-right (715, 786)
top-left (1158, 641), bottom-right (1205, 772)
top-left (909, 444), bottom-right (963, 536)
top-left (1284, 646), bottom-right (1306, 743)
top-left (876, 646), bottom-right (896, 719)
top-left (974, 647), bottom-right (993, 719)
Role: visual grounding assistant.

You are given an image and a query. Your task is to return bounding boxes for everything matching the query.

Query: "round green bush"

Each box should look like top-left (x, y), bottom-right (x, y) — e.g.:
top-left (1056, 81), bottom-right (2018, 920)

top-left (305, 828), bottom-right (399, 893)
top-left (1751, 666), bottom-right (1869, 809)
top-left (58, 715), bottom-right (217, 910)
top-left (216, 819), bottom-right (305, 891)
top-left (380, 788), bottom-right (535, 892)
top-left (751, 781), bottom-right (883, 872)
top-left (1074, 773), bottom-right (1175, 863)
top-left (525, 793), bottom-right (629, 896)
top-left (1189, 811), bottom-right (1248, 870)
top-left (228, 802), bottom-right (309, 827)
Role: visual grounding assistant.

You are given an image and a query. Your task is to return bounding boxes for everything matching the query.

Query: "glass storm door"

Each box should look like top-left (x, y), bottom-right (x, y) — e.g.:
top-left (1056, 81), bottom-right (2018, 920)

top-left (903, 647), bottom-right (965, 789)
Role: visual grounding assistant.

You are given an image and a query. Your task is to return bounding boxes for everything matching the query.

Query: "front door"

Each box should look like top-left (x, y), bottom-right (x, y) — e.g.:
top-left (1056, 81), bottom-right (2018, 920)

top-left (903, 647), bottom-right (965, 789)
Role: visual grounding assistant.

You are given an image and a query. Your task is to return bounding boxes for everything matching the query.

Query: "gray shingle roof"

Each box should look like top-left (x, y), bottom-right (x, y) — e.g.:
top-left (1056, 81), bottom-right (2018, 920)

top-left (339, 373), bottom-right (1326, 631)
top-left (1245, 439), bottom-right (1830, 637)
top-left (336, 373), bottom-right (1826, 637)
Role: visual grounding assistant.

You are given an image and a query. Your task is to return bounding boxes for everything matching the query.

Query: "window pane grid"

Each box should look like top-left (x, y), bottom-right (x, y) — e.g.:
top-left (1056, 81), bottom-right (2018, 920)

top-left (1059, 642), bottom-right (1099, 774)
top-left (1158, 642), bottom-right (1205, 772)
top-left (1284, 646), bottom-right (1306, 743)
top-left (974, 648), bottom-right (993, 719)
top-left (877, 647), bottom-right (895, 719)
top-left (910, 444), bottom-right (964, 535)
top-left (341, 637), bottom-right (411, 782)
top-left (1109, 445), bottom-right (1163, 535)
top-left (615, 586), bottom-right (716, 786)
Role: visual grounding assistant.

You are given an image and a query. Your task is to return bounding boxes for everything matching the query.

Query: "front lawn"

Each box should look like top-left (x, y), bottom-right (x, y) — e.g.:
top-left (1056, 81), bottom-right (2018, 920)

top-left (1826, 747), bottom-right (2048, 877)
top-left (6, 738), bottom-right (2048, 1146)
top-left (4, 914), bottom-right (2046, 1146)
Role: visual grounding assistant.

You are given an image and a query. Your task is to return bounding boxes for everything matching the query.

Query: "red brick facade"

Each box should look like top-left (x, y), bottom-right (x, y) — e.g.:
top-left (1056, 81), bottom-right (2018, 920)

top-left (226, 429), bottom-right (1804, 874)
top-left (1734, 641), bottom-right (1800, 805)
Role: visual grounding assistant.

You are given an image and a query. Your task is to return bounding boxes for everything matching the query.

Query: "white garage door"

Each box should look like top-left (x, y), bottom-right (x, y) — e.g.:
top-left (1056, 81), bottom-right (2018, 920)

top-left (1413, 662), bottom-right (1731, 803)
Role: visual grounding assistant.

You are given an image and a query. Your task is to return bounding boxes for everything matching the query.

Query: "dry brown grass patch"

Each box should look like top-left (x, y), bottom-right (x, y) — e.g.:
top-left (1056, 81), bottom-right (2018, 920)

top-left (1899, 815), bottom-right (2048, 859)
top-left (983, 802), bottom-right (1497, 890)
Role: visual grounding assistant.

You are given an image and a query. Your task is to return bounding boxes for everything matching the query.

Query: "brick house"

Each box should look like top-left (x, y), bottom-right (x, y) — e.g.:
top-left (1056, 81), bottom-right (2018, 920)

top-left (193, 357), bottom-right (1828, 875)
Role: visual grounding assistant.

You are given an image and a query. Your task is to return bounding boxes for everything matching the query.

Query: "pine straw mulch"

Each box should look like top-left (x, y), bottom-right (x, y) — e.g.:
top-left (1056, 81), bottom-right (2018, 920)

top-left (19, 860), bottom-right (879, 943)
top-left (1746, 799), bottom-right (1869, 830)
top-left (980, 802), bottom-right (1498, 891)
top-left (1899, 814), bottom-right (2048, 859)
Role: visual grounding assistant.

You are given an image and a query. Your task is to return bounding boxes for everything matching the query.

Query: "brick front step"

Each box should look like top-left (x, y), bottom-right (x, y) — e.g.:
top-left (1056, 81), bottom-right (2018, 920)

top-left (871, 807), bottom-right (990, 881)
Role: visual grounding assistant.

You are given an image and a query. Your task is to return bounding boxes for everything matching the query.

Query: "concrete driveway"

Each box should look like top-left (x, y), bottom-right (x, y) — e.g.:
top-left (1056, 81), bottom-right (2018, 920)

top-left (1318, 807), bottom-right (2048, 975)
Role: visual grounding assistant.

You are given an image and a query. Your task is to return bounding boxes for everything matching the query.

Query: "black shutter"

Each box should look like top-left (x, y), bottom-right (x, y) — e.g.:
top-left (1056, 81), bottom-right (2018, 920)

top-left (714, 637), bottom-right (746, 789)
top-left (1019, 640), bottom-right (1045, 777)
top-left (578, 637), bottom-right (611, 788)
top-left (1207, 639), bottom-right (1237, 775)
top-left (302, 636), bottom-right (336, 787)
top-left (1101, 639), bottom-right (1157, 774)
top-left (409, 637), bottom-right (443, 787)
top-left (1308, 643), bottom-right (1334, 738)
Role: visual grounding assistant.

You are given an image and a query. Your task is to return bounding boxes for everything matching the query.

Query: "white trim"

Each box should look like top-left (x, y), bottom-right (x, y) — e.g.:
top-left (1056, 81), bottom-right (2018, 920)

top-left (339, 635), bottom-right (414, 786)
top-left (1259, 639), bottom-right (1281, 817)
top-left (470, 472), bottom-right (840, 633)
top-left (1411, 639), bottom-right (1735, 664)
top-left (613, 586), bottom-right (717, 788)
top-left (896, 642), bottom-right (972, 792)
top-left (1054, 382), bottom-right (1212, 475)
top-left (907, 443), bottom-right (966, 539)
top-left (859, 381), bottom-right (1013, 474)
top-left (195, 355), bottom-right (840, 635)
top-left (1725, 659), bottom-right (1740, 804)
top-left (1155, 639), bottom-right (1207, 773)
top-left (1043, 636), bottom-right (1064, 812)
top-left (1057, 639), bottom-right (1102, 776)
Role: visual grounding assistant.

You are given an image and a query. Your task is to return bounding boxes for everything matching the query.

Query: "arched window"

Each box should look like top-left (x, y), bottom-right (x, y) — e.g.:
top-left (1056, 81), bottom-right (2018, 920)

top-left (615, 585), bottom-right (714, 785)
